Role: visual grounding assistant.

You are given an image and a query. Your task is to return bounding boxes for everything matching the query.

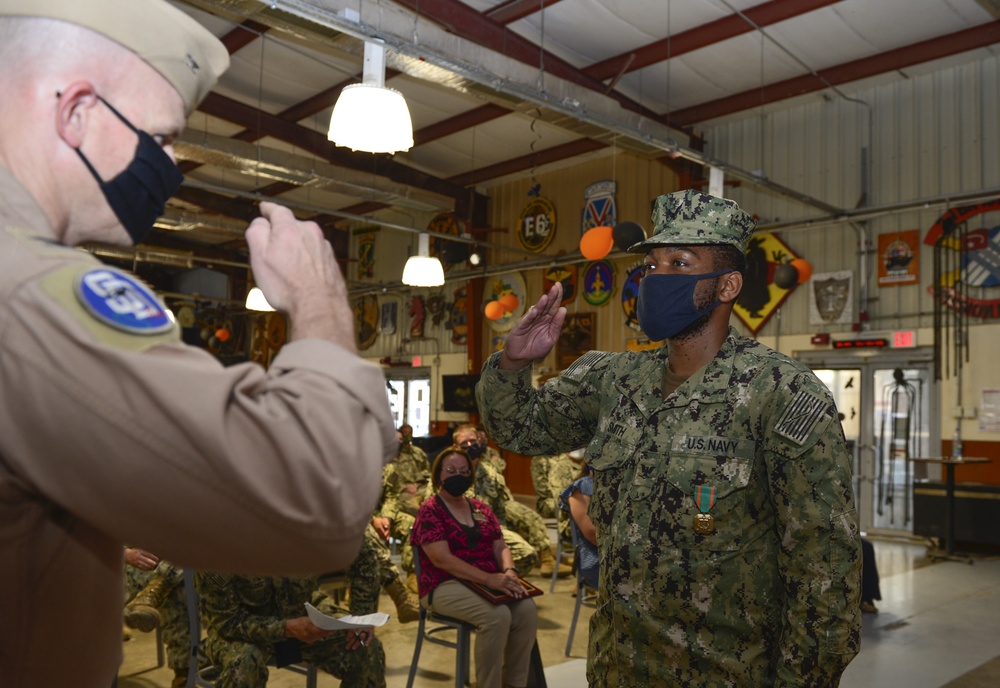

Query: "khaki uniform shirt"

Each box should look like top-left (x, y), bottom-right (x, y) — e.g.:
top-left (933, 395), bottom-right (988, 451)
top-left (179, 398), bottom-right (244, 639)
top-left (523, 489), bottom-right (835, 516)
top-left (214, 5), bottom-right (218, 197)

top-left (0, 165), bottom-right (396, 688)
top-left (477, 330), bottom-right (861, 687)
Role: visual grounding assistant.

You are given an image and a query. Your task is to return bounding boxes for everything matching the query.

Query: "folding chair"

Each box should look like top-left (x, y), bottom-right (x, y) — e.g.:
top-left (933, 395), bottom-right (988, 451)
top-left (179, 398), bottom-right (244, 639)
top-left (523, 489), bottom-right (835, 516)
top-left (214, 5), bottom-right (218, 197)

top-left (406, 547), bottom-right (476, 688)
top-left (564, 520), bottom-right (598, 657)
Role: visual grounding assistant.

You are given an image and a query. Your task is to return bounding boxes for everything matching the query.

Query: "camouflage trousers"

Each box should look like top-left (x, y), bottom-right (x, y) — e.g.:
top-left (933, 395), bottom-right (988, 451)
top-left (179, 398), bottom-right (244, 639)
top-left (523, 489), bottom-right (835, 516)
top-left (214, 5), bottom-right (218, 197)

top-left (345, 524), bottom-right (402, 615)
top-left (505, 500), bottom-right (550, 556)
top-left (124, 561), bottom-right (190, 673)
top-left (204, 633), bottom-right (386, 688)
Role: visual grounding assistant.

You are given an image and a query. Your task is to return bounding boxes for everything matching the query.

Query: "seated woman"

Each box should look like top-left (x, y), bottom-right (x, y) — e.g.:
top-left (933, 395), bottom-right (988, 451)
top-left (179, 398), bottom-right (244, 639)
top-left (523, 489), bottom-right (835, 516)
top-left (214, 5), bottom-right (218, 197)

top-left (411, 446), bottom-right (539, 688)
top-left (559, 466), bottom-right (598, 591)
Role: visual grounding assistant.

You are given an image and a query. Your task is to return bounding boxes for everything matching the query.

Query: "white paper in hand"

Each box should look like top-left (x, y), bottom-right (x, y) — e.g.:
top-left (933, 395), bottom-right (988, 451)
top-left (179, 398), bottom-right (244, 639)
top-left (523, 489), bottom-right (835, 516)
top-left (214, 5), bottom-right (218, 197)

top-left (304, 603), bottom-right (390, 630)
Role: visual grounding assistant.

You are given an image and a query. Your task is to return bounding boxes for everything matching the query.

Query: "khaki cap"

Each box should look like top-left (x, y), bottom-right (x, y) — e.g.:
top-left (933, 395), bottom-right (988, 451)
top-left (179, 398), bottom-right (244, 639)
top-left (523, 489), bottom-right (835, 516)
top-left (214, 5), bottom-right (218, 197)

top-left (627, 189), bottom-right (756, 254)
top-left (0, 0), bottom-right (229, 114)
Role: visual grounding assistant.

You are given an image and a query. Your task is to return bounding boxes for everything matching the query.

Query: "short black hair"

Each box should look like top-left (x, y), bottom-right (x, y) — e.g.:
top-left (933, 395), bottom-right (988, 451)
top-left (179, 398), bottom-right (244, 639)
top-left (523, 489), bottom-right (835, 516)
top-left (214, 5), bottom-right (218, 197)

top-left (702, 244), bottom-right (746, 276)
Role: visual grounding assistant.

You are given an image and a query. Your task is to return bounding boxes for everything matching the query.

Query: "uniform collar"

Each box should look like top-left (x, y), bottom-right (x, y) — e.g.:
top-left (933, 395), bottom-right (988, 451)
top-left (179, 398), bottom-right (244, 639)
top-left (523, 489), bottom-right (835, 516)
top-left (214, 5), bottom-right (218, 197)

top-left (621, 327), bottom-right (740, 419)
top-left (0, 162), bottom-right (60, 242)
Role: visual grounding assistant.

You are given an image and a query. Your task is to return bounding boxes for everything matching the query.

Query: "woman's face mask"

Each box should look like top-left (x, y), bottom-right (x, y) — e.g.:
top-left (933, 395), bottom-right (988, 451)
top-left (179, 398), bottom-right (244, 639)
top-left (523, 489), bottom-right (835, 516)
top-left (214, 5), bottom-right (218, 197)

top-left (441, 473), bottom-right (473, 497)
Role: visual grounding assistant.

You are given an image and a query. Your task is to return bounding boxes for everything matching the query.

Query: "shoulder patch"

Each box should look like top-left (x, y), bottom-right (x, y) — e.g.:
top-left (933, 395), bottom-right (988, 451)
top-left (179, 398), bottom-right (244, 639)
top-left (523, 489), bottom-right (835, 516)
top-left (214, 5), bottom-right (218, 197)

top-left (563, 350), bottom-right (609, 381)
top-left (75, 268), bottom-right (173, 335)
top-left (775, 388), bottom-right (829, 445)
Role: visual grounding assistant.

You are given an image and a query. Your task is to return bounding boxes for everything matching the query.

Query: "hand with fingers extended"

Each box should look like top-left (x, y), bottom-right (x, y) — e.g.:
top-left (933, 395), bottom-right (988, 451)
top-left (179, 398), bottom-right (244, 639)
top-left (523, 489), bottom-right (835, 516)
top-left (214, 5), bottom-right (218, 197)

top-left (244, 201), bottom-right (355, 351)
top-left (499, 282), bottom-right (567, 371)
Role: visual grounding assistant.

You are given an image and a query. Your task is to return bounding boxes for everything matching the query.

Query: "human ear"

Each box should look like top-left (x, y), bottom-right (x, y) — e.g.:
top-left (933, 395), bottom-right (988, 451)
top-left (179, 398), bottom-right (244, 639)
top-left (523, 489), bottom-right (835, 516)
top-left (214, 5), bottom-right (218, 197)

top-left (54, 82), bottom-right (99, 149)
top-left (718, 271), bottom-right (743, 303)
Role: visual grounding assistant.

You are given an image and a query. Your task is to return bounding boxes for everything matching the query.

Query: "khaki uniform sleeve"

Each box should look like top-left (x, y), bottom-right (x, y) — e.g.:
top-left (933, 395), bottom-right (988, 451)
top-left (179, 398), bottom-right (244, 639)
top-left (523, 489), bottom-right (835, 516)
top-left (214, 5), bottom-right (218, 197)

top-left (1, 265), bottom-right (396, 575)
top-left (760, 372), bottom-right (862, 686)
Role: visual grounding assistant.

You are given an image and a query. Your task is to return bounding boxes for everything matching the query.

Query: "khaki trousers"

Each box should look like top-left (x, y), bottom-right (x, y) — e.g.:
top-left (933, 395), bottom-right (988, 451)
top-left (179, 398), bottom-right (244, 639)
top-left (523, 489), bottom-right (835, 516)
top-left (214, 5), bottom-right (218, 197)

top-left (423, 580), bottom-right (538, 688)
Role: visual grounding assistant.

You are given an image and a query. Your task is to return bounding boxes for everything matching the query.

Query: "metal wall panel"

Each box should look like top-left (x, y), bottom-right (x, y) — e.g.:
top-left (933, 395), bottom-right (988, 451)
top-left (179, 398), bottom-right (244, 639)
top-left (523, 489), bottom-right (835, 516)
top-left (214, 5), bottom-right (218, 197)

top-left (703, 53), bottom-right (1000, 339)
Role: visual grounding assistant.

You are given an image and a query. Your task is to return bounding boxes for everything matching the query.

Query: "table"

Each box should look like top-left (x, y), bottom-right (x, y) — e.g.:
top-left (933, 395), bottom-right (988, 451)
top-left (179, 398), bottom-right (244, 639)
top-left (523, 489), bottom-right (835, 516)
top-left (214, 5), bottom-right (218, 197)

top-left (908, 456), bottom-right (991, 560)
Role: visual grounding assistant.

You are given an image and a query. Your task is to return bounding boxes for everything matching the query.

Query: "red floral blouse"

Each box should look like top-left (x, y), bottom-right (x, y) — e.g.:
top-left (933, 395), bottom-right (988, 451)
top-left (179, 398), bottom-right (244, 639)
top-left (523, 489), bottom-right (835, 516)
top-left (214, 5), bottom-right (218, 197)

top-left (411, 495), bottom-right (503, 598)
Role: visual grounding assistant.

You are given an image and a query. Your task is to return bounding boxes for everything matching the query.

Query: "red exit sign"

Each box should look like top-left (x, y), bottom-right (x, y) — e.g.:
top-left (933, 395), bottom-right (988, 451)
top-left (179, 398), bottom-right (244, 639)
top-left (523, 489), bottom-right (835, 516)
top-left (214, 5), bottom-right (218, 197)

top-left (893, 330), bottom-right (916, 348)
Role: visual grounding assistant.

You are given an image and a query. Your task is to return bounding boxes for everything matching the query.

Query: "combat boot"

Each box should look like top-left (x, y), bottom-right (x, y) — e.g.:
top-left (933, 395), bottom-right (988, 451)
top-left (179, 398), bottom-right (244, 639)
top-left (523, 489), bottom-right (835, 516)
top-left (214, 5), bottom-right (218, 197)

top-left (123, 574), bottom-right (171, 632)
top-left (538, 547), bottom-right (573, 578)
top-left (404, 572), bottom-right (420, 596)
top-left (171, 668), bottom-right (188, 688)
top-left (385, 576), bottom-right (420, 623)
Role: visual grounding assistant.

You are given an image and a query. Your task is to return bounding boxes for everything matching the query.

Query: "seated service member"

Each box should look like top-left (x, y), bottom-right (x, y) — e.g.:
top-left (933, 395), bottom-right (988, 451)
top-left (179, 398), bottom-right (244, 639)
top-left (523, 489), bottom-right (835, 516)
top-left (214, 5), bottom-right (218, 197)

top-left (476, 189), bottom-right (861, 687)
top-left (0, 2), bottom-right (395, 685)
top-left (197, 573), bottom-right (384, 688)
top-left (412, 447), bottom-right (539, 688)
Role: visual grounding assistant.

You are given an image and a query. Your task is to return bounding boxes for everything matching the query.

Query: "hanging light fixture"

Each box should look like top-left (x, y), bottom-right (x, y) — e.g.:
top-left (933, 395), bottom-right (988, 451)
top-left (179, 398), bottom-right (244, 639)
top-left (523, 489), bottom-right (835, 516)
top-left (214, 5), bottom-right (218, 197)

top-left (401, 233), bottom-right (445, 287)
top-left (245, 287), bottom-right (275, 312)
top-left (328, 39), bottom-right (413, 154)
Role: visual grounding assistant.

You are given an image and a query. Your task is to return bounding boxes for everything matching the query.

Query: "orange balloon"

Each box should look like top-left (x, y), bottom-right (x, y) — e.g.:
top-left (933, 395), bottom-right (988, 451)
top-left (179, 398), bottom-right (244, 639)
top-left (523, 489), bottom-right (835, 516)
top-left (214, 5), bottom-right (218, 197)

top-left (790, 258), bottom-right (813, 283)
top-left (484, 300), bottom-right (505, 320)
top-left (214, 328), bottom-right (231, 342)
top-left (498, 294), bottom-right (519, 312)
top-left (580, 225), bottom-right (614, 260)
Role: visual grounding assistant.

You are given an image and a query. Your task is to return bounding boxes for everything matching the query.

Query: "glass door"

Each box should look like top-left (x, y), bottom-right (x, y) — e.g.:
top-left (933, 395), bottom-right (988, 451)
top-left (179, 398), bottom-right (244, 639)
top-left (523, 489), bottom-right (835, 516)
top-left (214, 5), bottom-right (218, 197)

top-left (386, 371), bottom-right (431, 438)
top-left (798, 348), bottom-right (937, 535)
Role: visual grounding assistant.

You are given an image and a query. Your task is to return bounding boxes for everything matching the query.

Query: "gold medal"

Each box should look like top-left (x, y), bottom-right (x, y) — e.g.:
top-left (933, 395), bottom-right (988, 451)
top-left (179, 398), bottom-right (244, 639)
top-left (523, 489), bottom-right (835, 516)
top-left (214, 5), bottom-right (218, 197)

top-left (693, 512), bottom-right (715, 535)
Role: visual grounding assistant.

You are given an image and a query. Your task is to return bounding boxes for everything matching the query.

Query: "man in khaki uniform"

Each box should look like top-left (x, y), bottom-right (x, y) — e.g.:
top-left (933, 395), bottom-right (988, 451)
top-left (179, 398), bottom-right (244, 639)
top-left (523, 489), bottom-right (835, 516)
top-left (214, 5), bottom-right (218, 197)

top-left (477, 190), bottom-right (861, 686)
top-left (0, 2), bottom-right (396, 686)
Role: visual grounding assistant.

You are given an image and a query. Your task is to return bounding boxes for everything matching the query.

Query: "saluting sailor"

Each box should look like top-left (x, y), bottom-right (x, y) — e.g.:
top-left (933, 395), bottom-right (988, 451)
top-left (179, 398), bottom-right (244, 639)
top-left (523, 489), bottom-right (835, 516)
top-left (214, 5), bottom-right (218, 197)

top-left (477, 189), bottom-right (862, 687)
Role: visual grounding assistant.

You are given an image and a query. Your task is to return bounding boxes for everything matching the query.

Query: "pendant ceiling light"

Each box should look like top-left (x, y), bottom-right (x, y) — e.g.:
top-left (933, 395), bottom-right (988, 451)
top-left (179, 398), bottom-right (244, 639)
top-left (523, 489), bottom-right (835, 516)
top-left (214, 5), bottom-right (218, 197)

top-left (401, 233), bottom-right (445, 287)
top-left (328, 40), bottom-right (413, 154)
top-left (245, 287), bottom-right (275, 312)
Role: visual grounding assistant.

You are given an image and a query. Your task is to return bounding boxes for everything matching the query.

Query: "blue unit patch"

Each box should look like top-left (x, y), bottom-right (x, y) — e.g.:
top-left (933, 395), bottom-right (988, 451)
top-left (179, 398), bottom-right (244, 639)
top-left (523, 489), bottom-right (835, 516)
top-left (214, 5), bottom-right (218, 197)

top-left (75, 268), bottom-right (174, 335)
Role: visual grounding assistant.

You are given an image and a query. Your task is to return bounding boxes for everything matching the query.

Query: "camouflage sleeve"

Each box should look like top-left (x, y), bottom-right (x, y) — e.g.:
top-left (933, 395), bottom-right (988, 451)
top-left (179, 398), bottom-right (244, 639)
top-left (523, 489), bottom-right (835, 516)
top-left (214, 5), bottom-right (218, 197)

top-left (530, 456), bottom-right (556, 518)
top-left (378, 463), bottom-right (401, 522)
top-left (477, 350), bottom-right (608, 455)
top-left (761, 372), bottom-right (862, 686)
top-left (196, 573), bottom-right (287, 646)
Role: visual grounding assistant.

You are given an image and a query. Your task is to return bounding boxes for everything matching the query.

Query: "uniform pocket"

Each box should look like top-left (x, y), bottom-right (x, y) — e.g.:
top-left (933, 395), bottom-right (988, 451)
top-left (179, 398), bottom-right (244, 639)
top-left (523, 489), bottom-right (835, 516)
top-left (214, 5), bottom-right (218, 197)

top-left (654, 436), bottom-right (755, 552)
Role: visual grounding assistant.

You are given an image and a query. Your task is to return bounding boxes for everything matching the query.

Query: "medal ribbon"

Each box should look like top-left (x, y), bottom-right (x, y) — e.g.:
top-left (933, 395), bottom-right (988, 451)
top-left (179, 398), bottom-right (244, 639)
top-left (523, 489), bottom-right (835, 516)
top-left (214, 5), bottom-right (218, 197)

top-left (694, 485), bottom-right (716, 514)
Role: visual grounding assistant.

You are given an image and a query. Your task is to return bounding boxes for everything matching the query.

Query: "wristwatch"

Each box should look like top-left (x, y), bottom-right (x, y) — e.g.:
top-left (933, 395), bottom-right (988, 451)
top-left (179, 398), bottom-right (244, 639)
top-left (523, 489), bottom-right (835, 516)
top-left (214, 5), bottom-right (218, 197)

top-left (503, 566), bottom-right (518, 574)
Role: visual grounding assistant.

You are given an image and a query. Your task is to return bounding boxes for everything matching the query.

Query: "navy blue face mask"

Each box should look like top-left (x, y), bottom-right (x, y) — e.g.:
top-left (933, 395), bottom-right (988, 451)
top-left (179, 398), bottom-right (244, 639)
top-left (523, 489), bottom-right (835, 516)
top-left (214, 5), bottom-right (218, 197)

top-left (636, 269), bottom-right (731, 341)
top-left (73, 95), bottom-right (183, 244)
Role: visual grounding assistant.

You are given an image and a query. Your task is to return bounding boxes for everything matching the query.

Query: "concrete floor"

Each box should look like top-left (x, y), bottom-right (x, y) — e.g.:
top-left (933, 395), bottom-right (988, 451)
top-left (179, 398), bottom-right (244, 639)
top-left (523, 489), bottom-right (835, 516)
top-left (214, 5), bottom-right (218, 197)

top-left (117, 539), bottom-right (1000, 688)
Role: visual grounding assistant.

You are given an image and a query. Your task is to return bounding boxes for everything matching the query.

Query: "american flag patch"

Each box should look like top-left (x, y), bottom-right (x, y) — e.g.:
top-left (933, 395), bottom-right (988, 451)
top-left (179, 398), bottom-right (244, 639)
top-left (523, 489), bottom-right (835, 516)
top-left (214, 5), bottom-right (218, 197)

top-left (775, 389), bottom-right (829, 445)
top-left (564, 350), bottom-right (605, 380)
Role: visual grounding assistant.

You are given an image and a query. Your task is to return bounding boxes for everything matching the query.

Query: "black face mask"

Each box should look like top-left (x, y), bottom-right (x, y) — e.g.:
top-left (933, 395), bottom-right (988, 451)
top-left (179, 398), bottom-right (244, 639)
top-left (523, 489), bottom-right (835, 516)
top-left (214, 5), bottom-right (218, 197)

top-left (441, 474), bottom-right (473, 497)
top-left (462, 441), bottom-right (485, 461)
top-left (74, 95), bottom-right (183, 244)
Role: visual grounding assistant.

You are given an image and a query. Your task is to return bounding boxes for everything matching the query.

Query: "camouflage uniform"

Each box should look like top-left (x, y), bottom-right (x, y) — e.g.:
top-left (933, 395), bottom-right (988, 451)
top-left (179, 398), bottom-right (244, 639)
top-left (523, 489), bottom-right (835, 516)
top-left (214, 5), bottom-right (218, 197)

top-left (378, 459), bottom-right (422, 573)
top-left (124, 560), bottom-right (189, 676)
top-left (530, 452), bottom-right (580, 543)
top-left (481, 444), bottom-right (507, 472)
top-left (384, 443), bottom-right (430, 518)
top-left (197, 573), bottom-right (385, 688)
top-left (344, 524), bottom-right (399, 615)
top-left (477, 329), bottom-right (861, 687)
top-left (529, 453), bottom-right (578, 519)
top-left (423, 459), bottom-right (538, 573)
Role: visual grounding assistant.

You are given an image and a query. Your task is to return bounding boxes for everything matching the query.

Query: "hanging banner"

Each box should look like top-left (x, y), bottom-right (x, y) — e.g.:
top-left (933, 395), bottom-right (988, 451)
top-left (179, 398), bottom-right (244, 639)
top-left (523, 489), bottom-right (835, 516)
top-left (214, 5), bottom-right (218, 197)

top-left (542, 265), bottom-right (577, 305)
top-left (357, 232), bottom-right (375, 280)
top-left (581, 180), bottom-right (617, 234)
top-left (352, 295), bottom-right (379, 350)
top-left (487, 272), bottom-right (527, 333)
top-left (517, 197), bottom-right (556, 253)
top-left (582, 260), bottom-right (615, 307)
top-left (733, 233), bottom-right (801, 335)
top-left (924, 200), bottom-right (1000, 319)
top-left (810, 271), bottom-right (854, 325)
top-left (620, 263), bottom-right (644, 332)
top-left (877, 230), bottom-right (919, 286)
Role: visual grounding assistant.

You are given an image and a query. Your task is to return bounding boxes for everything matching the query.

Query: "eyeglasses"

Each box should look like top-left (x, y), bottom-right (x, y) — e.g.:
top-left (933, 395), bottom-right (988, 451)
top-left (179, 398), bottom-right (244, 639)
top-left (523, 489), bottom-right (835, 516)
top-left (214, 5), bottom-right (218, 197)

top-left (443, 467), bottom-right (471, 477)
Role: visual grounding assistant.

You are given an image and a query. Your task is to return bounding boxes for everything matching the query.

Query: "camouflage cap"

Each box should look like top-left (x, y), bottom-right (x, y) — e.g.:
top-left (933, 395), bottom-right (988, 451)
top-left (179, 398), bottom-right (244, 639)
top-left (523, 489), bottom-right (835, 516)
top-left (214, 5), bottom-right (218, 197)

top-left (627, 189), bottom-right (756, 254)
top-left (0, 0), bottom-right (229, 115)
